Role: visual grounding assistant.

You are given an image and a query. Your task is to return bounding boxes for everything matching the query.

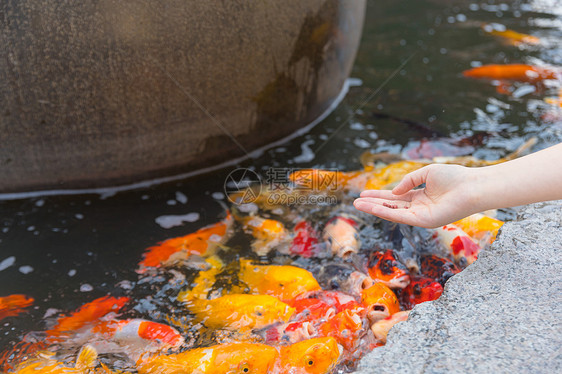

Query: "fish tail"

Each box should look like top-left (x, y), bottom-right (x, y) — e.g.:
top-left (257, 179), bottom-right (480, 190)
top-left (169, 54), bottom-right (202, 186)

top-left (0, 339), bottom-right (48, 371)
top-left (75, 344), bottom-right (98, 369)
top-left (0, 294), bottom-right (34, 320)
top-left (47, 296), bottom-right (129, 337)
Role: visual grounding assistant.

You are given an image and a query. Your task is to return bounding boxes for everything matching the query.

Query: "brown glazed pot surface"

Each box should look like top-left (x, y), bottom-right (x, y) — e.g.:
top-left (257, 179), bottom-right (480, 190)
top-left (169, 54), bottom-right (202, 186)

top-left (0, 0), bottom-right (366, 192)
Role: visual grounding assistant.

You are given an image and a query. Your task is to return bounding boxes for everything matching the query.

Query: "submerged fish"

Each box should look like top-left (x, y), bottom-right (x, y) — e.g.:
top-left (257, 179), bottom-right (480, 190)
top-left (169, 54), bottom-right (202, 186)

top-left (360, 283), bottom-right (400, 323)
top-left (370, 311), bottom-right (410, 343)
top-left (433, 224), bottom-right (481, 266)
top-left (0, 295), bottom-right (34, 321)
top-left (400, 276), bottom-right (443, 309)
top-left (289, 221), bottom-right (321, 258)
top-left (138, 212), bottom-right (232, 270)
top-left (179, 293), bottom-right (295, 330)
top-left (463, 64), bottom-right (558, 82)
top-left (453, 213), bottom-right (504, 245)
top-left (239, 215), bottom-right (289, 256)
top-left (137, 342), bottom-right (279, 374)
top-left (322, 215), bottom-right (361, 258)
top-left (276, 337), bottom-right (341, 374)
top-left (482, 23), bottom-right (541, 46)
top-left (367, 250), bottom-right (410, 289)
top-left (47, 296), bottom-right (130, 338)
top-left (235, 259), bottom-right (321, 301)
top-left (13, 344), bottom-right (97, 374)
top-left (420, 254), bottom-right (461, 287)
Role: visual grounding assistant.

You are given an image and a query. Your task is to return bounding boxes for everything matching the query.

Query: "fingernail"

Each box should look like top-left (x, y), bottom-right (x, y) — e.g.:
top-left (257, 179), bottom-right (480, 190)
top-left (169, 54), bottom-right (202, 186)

top-left (354, 200), bottom-right (368, 211)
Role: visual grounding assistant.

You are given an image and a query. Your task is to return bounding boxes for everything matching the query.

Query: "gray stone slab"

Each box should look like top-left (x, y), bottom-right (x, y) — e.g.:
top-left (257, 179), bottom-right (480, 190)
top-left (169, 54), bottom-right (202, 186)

top-left (356, 201), bottom-right (562, 374)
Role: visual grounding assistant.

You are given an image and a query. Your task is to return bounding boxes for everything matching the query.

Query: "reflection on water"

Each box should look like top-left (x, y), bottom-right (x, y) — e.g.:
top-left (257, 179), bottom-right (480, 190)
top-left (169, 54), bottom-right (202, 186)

top-left (1, 0), bottom-right (561, 372)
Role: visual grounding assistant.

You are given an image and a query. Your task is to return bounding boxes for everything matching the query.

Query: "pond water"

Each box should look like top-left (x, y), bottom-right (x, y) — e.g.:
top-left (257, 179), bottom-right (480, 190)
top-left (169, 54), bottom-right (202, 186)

top-left (1, 0), bottom-right (561, 372)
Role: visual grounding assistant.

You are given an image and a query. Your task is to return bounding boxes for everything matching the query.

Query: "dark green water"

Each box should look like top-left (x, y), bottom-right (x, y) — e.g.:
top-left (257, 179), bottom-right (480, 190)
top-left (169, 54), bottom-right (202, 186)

top-left (1, 0), bottom-right (561, 369)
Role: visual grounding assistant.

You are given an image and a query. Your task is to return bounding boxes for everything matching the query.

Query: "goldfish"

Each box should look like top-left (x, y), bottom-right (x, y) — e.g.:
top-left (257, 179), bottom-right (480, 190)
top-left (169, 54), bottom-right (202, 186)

top-left (453, 213), bottom-right (504, 245)
top-left (462, 64), bottom-right (558, 83)
top-left (13, 344), bottom-right (97, 374)
top-left (234, 259), bottom-right (321, 301)
top-left (289, 221), bottom-right (321, 257)
top-left (419, 254), bottom-right (461, 287)
top-left (433, 224), bottom-right (481, 266)
top-left (367, 250), bottom-right (410, 289)
top-left (0, 295), bottom-right (34, 321)
top-left (482, 23), bottom-right (541, 46)
top-left (360, 283), bottom-right (400, 323)
top-left (370, 311), bottom-right (410, 343)
top-left (137, 342), bottom-right (279, 374)
top-left (276, 337), bottom-right (341, 374)
top-left (179, 293), bottom-right (295, 330)
top-left (138, 212), bottom-right (232, 270)
top-left (318, 309), bottom-right (364, 352)
top-left (239, 215), bottom-right (289, 256)
top-left (322, 215), bottom-right (360, 258)
top-left (400, 276), bottom-right (443, 309)
top-left (264, 321), bottom-right (317, 344)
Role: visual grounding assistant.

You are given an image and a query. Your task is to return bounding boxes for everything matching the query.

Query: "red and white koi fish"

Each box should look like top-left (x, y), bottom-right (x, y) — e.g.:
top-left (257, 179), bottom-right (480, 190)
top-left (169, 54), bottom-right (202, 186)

top-left (433, 224), bottom-right (481, 266)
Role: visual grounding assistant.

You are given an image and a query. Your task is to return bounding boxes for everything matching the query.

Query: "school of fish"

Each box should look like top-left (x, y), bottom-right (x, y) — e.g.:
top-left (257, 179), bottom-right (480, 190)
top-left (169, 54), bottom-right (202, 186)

top-left (0, 18), bottom-right (556, 374)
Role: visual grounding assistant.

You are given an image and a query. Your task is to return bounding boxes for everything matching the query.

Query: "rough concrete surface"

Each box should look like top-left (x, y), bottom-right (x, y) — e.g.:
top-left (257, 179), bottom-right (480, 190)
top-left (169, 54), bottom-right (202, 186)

top-left (357, 200), bottom-right (562, 374)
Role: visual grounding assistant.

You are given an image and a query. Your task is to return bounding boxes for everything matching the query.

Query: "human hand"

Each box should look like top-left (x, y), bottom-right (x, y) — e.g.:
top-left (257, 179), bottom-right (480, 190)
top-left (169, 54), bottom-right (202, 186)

top-left (353, 164), bottom-right (479, 228)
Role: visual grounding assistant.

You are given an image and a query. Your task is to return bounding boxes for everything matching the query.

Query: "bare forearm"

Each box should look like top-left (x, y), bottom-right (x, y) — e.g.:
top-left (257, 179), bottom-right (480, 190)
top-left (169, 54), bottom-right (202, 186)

top-left (470, 142), bottom-right (562, 212)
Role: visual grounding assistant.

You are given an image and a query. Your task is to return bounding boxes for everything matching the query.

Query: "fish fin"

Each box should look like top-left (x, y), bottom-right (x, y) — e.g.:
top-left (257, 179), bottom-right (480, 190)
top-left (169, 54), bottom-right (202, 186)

top-left (47, 296), bottom-right (129, 337)
top-left (76, 344), bottom-right (97, 369)
top-left (0, 339), bottom-right (49, 371)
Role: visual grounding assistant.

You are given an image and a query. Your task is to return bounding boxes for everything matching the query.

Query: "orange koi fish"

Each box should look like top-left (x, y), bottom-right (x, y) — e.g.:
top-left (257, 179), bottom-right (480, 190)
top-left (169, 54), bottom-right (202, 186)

top-left (370, 310), bottom-right (410, 343)
top-left (178, 293), bottom-right (295, 330)
top-left (138, 212), bottom-right (232, 271)
top-left (13, 344), bottom-right (98, 374)
top-left (367, 250), bottom-right (410, 289)
top-left (420, 254), bottom-right (460, 287)
top-left (276, 337), bottom-right (341, 374)
top-left (400, 276), bottom-right (443, 309)
top-left (239, 215), bottom-right (289, 256)
top-left (360, 283), bottom-right (400, 323)
top-left (433, 224), bottom-right (481, 266)
top-left (322, 216), bottom-right (361, 258)
top-left (47, 296), bottom-right (130, 338)
top-left (318, 309), bottom-right (363, 352)
top-left (482, 23), bottom-right (541, 46)
top-left (137, 342), bottom-right (279, 374)
top-left (235, 259), bottom-right (321, 301)
top-left (453, 213), bottom-right (504, 245)
top-left (0, 295), bottom-right (34, 321)
top-left (463, 64), bottom-right (558, 82)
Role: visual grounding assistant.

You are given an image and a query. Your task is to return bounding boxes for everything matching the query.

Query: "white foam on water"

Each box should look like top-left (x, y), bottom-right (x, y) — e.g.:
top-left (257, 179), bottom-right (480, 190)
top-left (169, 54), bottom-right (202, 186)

top-left (293, 140), bottom-right (316, 163)
top-left (18, 266), bottom-right (34, 274)
top-left (0, 78), bottom-right (353, 201)
top-left (175, 191), bottom-right (188, 204)
top-left (155, 212), bottom-right (200, 229)
top-left (0, 256), bottom-right (15, 271)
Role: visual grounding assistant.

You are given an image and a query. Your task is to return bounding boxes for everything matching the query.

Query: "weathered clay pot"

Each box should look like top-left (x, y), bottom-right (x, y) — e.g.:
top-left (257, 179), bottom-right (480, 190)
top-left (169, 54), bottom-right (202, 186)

top-left (0, 0), bottom-right (366, 192)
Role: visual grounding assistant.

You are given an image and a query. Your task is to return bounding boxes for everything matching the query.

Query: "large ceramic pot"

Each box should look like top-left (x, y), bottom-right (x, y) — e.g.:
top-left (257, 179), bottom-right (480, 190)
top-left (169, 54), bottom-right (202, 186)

top-left (0, 0), bottom-right (366, 193)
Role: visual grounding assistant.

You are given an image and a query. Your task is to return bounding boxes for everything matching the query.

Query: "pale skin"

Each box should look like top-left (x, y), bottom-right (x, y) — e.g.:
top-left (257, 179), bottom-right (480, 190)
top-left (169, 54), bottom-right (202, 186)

top-left (354, 142), bottom-right (562, 228)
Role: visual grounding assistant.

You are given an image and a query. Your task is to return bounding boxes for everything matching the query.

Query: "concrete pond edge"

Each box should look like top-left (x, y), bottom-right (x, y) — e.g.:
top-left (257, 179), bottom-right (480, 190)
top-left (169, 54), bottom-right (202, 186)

top-left (356, 200), bottom-right (562, 374)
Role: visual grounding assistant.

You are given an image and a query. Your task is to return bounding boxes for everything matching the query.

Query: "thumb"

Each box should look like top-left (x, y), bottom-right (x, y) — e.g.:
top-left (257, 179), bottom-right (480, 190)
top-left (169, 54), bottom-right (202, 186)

top-left (392, 165), bottom-right (432, 195)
